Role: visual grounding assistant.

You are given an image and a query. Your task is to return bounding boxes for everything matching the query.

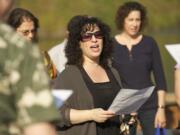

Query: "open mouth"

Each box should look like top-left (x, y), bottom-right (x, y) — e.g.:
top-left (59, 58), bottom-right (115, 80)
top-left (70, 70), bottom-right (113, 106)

top-left (90, 44), bottom-right (100, 52)
top-left (90, 44), bottom-right (99, 48)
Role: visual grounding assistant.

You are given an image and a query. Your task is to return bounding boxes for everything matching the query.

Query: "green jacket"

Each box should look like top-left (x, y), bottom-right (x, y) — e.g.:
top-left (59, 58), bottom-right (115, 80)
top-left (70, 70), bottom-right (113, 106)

top-left (0, 23), bottom-right (60, 135)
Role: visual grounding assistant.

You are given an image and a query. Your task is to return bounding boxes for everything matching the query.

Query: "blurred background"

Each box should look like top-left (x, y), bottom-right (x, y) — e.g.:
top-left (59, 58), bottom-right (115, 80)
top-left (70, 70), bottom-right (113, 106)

top-left (14, 0), bottom-right (180, 93)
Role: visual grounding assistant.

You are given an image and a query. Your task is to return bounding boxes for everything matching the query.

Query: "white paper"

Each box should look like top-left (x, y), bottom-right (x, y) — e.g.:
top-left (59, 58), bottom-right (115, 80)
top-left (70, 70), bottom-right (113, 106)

top-left (108, 86), bottom-right (155, 115)
top-left (165, 44), bottom-right (180, 64)
top-left (52, 89), bottom-right (73, 108)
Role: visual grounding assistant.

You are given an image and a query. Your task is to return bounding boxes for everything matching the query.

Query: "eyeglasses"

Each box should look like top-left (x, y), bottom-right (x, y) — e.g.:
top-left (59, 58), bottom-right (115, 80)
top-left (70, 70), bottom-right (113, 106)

top-left (17, 29), bottom-right (37, 36)
top-left (81, 31), bottom-right (103, 42)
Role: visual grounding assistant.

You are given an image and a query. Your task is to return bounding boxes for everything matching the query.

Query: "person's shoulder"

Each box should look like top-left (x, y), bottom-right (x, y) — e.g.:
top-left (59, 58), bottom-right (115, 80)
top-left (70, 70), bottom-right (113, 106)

top-left (48, 39), bottom-right (67, 54)
top-left (142, 35), bottom-right (157, 47)
top-left (48, 43), bottom-right (65, 52)
top-left (60, 65), bottom-right (79, 75)
top-left (57, 65), bottom-right (83, 82)
top-left (113, 34), bottom-right (121, 43)
top-left (143, 35), bottom-right (156, 42)
top-left (0, 23), bottom-right (13, 33)
top-left (53, 65), bottom-right (79, 87)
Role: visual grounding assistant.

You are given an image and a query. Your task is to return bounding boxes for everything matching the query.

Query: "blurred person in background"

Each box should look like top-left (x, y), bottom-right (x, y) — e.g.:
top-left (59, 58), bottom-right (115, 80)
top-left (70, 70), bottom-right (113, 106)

top-left (7, 8), bottom-right (57, 79)
top-left (112, 1), bottom-right (167, 135)
top-left (48, 38), bottom-right (67, 74)
top-left (7, 7), bottom-right (39, 43)
top-left (0, 0), bottom-right (60, 135)
top-left (53, 15), bottom-right (122, 135)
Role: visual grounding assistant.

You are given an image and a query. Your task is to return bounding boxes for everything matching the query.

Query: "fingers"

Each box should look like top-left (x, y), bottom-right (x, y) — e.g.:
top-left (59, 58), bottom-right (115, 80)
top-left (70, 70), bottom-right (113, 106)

top-left (91, 108), bottom-right (115, 123)
top-left (94, 108), bottom-right (115, 115)
top-left (155, 120), bottom-right (166, 128)
top-left (97, 109), bottom-right (115, 119)
top-left (154, 109), bottom-right (166, 128)
top-left (155, 116), bottom-right (166, 128)
top-left (160, 121), bottom-right (166, 128)
top-left (130, 112), bottom-right (137, 115)
top-left (101, 110), bottom-right (115, 115)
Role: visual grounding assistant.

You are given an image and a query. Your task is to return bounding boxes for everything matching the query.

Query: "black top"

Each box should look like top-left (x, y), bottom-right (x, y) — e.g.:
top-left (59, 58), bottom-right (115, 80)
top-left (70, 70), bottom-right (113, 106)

top-left (79, 66), bottom-right (120, 135)
top-left (112, 35), bottom-right (167, 110)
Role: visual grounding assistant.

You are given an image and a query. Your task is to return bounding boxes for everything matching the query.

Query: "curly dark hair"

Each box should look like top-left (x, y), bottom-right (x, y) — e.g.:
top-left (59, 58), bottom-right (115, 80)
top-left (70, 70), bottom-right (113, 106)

top-left (65, 15), bottom-right (112, 69)
top-left (115, 1), bottom-right (147, 31)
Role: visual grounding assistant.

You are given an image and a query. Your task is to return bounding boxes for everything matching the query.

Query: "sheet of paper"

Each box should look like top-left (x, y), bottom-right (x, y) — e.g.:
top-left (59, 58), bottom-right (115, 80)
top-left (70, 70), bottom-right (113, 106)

top-left (165, 44), bottom-right (180, 64)
top-left (52, 89), bottom-right (73, 108)
top-left (108, 86), bottom-right (155, 115)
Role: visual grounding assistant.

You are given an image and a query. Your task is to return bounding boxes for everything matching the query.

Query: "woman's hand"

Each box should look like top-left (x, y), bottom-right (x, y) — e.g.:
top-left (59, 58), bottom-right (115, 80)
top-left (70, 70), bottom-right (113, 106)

top-left (154, 108), bottom-right (166, 128)
top-left (70, 108), bottom-right (115, 124)
top-left (90, 108), bottom-right (115, 123)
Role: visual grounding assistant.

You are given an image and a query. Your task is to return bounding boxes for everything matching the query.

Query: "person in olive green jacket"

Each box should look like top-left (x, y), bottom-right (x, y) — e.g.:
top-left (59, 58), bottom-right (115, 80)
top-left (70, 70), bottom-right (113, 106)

top-left (0, 0), bottom-right (60, 135)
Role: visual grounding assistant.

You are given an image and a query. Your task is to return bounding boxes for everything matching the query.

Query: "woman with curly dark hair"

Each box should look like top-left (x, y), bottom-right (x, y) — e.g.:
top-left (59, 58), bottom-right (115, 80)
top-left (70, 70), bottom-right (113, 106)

top-left (112, 1), bottom-right (167, 135)
top-left (53, 15), bottom-right (121, 135)
top-left (65, 16), bottom-right (112, 68)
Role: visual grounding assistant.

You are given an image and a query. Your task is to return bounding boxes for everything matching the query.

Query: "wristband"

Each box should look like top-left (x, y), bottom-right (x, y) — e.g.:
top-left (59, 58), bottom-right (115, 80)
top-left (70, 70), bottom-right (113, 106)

top-left (158, 105), bottom-right (165, 109)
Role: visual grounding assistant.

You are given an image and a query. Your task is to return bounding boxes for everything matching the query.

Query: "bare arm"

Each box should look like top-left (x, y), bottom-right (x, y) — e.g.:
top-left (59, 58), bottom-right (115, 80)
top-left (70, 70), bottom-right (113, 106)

top-left (174, 69), bottom-right (180, 106)
top-left (70, 108), bottom-right (115, 124)
top-left (24, 122), bottom-right (57, 135)
top-left (157, 90), bottom-right (166, 108)
top-left (151, 39), bottom-right (167, 128)
top-left (155, 90), bottom-right (166, 128)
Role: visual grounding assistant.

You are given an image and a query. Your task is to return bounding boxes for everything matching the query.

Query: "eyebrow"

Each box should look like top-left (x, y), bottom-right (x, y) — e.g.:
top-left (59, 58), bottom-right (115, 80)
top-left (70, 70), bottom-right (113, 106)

top-left (18, 29), bottom-right (37, 31)
top-left (85, 31), bottom-right (101, 34)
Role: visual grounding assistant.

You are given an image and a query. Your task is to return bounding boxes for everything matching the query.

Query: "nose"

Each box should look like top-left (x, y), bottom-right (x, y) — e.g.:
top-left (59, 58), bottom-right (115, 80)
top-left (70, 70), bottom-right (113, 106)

top-left (91, 35), bottom-right (97, 42)
top-left (133, 19), bottom-right (140, 27)
top-left (27, 32), bottom-right (35, 41)
top-left (132, 20), bottom-right (137, 26)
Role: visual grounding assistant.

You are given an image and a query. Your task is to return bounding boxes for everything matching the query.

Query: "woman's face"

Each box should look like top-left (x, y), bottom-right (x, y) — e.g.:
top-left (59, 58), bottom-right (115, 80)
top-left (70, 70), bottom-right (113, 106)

top-left (123, 10), bottom-right (141, 37)
top-left (80, 25), bottom-right (103, 62)
top-left (16, 19), bottom-right (37, 42)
